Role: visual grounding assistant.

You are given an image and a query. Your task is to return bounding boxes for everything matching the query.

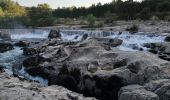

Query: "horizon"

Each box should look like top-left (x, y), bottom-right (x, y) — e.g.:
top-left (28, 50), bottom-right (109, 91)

top-left (12, 0), bottom-right (141, 9)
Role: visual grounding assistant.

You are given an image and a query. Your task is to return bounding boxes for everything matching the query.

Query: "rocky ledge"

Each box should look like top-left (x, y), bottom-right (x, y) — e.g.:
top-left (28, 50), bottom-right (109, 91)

top-left (0, 69), bottom-right (96, 100)
top-left (22, 33), bottom-right (170, 100)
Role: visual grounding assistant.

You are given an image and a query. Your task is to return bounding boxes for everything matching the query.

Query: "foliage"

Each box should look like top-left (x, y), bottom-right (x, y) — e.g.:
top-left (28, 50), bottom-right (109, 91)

top-left (86, 14), bottom-right (96, 27)
top-left (26, 3), bottom-right (55, 27)
top-left (0, 0), bottom-right (170, 28)
top-left (53, 0), bottom-right (170, 21)
top-left (0, 0), bottom-right (26, 28)
top-left (104, 11), bottom-right (118, 23)
top-left (0, 0), bottom-right (25, 17)
top-left (126, 24), bottom-right (139, 33)
top-left (0, 7), bottom-right (4, 16)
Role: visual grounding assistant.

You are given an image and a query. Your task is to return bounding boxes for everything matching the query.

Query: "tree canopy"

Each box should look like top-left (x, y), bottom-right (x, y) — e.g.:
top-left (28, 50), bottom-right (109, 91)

top-left (0, 0), bottom-right (170, 28)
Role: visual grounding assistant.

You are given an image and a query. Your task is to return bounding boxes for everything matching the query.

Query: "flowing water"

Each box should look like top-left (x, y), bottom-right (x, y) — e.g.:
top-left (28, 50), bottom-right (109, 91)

top-left (60, 30), bottom-right (166, 51)
top-left (0, 29), bottom-right (166, 85)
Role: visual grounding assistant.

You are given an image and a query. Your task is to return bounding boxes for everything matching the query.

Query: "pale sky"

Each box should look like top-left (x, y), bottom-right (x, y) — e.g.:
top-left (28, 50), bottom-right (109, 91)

top-left (12, 0), bottom-right (141, 9)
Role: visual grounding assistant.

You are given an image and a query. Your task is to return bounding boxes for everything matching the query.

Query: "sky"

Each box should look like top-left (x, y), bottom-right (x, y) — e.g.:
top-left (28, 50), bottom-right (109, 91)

top-left (12, 0), bottom-right (140, 9)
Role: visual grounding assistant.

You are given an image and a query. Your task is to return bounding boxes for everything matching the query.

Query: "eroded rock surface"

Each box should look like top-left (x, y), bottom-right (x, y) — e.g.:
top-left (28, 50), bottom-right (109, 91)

top-left (22, 35), bottom-right (170, 100)
top-left (0, 42), bottom-right (13, 53)
top-left (0, 72), bottom-right (96, 100)
top-left (144, 42), bottom-right (170, 61)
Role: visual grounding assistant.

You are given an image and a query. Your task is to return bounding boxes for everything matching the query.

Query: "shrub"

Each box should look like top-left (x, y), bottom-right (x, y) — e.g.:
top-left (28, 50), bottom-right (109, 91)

top-left (86, 14), bottom-right (96, 28)
top-left (126, 24), bottom-right (139, 33)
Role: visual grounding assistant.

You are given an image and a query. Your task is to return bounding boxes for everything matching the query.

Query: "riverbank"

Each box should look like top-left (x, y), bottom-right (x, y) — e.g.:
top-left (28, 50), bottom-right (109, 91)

top-left (44, 20), bottom-right (170, 34)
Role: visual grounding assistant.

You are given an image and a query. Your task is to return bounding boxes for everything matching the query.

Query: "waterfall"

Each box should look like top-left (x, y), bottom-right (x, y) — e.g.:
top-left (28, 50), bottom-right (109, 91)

top-left (59, 30), bottom-right (166, 51)
top-left (0, 29), bottom-right (50, 40)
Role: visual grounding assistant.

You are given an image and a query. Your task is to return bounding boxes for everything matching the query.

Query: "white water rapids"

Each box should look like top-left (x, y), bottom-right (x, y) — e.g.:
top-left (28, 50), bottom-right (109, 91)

top-left (0, 29), bottom-right (166, 85)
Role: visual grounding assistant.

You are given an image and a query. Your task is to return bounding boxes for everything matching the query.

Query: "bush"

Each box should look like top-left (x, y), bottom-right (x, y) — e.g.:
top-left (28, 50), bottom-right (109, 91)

top-left (86, 14), bottom-right (96, 28)
top-left (126, 24), bottom-right (139, 33)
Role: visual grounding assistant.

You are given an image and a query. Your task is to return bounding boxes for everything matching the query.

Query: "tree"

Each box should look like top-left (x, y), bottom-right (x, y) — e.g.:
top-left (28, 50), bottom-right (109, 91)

top-left (0, 7), bottom-right (4, 17)
top-left (0, 0), bottom-right (25, 17)
top-left (27, 3), bottom-right (55, 27)
top-left (138, 7), bottom-right (151, 20)
top-left (104, 11), bottom-right (117, 23)
top-left (86, 14), bottom-right (96, 27)
top-left (158, 2), bottom-right (170, 12)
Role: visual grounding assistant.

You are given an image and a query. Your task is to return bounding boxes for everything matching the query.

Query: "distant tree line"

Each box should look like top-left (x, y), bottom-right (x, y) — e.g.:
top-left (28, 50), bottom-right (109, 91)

top-left (0, 0), bottom-right (170, 28)
top-left (53, 0), bottom-right (170, 20)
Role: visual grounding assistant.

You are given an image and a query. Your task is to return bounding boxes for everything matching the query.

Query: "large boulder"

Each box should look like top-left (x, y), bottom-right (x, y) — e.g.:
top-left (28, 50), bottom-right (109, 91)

top-left (119, 85), bottom-right (159, 100)
top-left (0, 42), bottom-right (13, 53)
top-left (48, 29), bottom-right (61, 39)
top-left (145, 79), bottom-right (170, 100)
top-left (0, 31), bottom-right (11, 40)
top-left (0, 72), bottom-right (96, 100)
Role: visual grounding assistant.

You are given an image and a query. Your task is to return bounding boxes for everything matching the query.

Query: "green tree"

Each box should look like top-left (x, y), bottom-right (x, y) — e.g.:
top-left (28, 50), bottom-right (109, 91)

top-left (27, 3), bottom-right (55, 27)
top-left (104, 11), bottom-right (117, 23)
top-left (86, 14), bottom-right (96, 27)
top-left (0, 0), bottom-right (25, 17)
top-left (0, 7), bottom-right (4, 17)
top-left (158, 2), bottom-right (170, 12)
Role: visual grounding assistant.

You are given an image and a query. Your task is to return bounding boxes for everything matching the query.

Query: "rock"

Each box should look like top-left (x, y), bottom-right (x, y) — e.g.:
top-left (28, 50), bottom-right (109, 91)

top-left (145, 79), bottom-right (170, 100)
top-left (0, 66), bottom-right (4, 73)
top-left (74, 35), bottom-right (79, 40)
top-left (22, 37), bottom-right (170, 100)
top-left (119, 85), bottom-right (159, 100)
top-left (143, 42), bottom-right (170, 61)
top-left (23, 47), bottom-right (38, 55)
top-left (92, 38), bottom-right (123, 47)
top-left (125, 25), bottom-right (139, 33)
top-left (15, 40), bottom-right (30, 47)
top-left (165, 36), bottom-right (170, 42)
top-left (0, 42), bottom-right (13, 53)
top-left (23, 55), bottom-right (47, 68)
top-left (48, 29), bottom-right (61, 39)
top-left (82, 67), bottom-right (131, 100)
top-left (0, 31), bottom-right (11, 40)
top-left (0, 72), bottom-right (96, 100)
top-left (81, 34), bottom-right (88, 41)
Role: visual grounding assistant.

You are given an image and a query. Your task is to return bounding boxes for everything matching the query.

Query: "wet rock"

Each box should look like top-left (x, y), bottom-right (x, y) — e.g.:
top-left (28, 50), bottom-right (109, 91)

top-left (92, 38), bottom-right (123, 47)
top-left (23, 55), bottom-right (46, 68)
top-left (15, 40), bottom-right (30, 47)
top-left (23, 47), bottom-right (38, 55)
top-left (144, 42), bottom-right (170, 61)
top-left (0, 31), bottom-right (11, 40)
top-left (126, 25), bottom-right (139, 33)
top-left (0, 42), bottom-right (13, 53)
top-left (74, 35), bottom-right (79, 40)
top-left (119, 85), bottom-right (159, 100)
top-left (81, 34), bottom-right (88, 41)
top-left (48, 29), bottom-right (61, 39)
top-left (165, 36), bottom-right (170, 42)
